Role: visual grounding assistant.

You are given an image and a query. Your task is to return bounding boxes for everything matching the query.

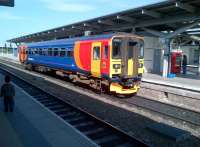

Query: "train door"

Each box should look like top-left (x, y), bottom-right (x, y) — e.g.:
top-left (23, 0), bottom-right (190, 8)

top-left (101, 41), bottom-right (109, 76)
top-left (127, 40), bottom-right (138, 76)
top-left (91, 42), bottom-right (101, 77)
top-left (121, 38), bottom-right (138, 77)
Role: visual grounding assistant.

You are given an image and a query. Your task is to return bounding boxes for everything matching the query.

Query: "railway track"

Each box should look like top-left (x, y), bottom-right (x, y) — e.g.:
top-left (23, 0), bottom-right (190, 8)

top-left (0, 59), bottom-right (200, 137)
top-left (0, 67), bottom-right (149, 147)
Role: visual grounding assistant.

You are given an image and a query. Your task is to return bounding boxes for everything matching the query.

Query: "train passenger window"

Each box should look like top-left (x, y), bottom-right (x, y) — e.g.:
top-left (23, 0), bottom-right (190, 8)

top-left (28, 48), bottom-right (31, 54)
top-left (39, 48), bottom-right (42, 55)
top-left (30, 49), bottom-right (33, 55)
top-left (93, 46), bottom-right (100, 60)
top-left (31, 48), bottom-right (34, 55)
top-left (103, 45), bottom-right (108, 59)
top-left (34, 48), bottom-right (38, 55)
top-left (44, 48), bottom-right (48, 56)
top-left (54, 48), bottom-right (59, 56)
top-left (60, 48), bottom-right (66, 57)
top-left (112, 39), bottom-right (121, 59)
top-left (48, 48), bottom-right (52, 56)
top-left (67, 51), bottom-right (73, 57)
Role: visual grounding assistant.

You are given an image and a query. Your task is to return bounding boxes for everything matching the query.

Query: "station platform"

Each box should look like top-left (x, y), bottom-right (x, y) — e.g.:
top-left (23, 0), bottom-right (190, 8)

top-left (142, 73), bottom-right (200, 92)
top-left (0, 55), bottom-right (200, 92)
top-left (0, 74), bottom-right (97, 147)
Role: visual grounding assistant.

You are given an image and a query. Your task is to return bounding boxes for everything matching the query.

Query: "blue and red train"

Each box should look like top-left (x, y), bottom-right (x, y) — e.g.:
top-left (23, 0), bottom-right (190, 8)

top-left (19, 33), bottom-right (144, 94)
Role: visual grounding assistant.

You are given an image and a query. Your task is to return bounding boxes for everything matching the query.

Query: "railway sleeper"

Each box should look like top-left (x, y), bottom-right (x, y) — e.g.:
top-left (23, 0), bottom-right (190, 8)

top-left (54, 109), bottom-right (72, 115)
top-left (84, 127), bottom-right (105, 136)
top-left (52, 108), bottom-right (71, 113)
top-left (33, 96), bottom-right (50, 100)
top-left (94, 134), bottom-right (120, 145)
top-left (88, 129), bottom-right (114, 139)
top-left (69, 118), bottom-right (92, 125)
top-left (76, 123), bottom-right (99, 132)
top-left (73, 121), bottom-right (94, 128)
top-left (48, 104), bottom-right (66, 110)
top-left (43, 101), bottom-right (60, 106)
top-left (66, 116), bottom-right (87, 123)
top-left (38, 98), bottom-right (56, 103)
top-left (59, 111), bottom-right (79, 118)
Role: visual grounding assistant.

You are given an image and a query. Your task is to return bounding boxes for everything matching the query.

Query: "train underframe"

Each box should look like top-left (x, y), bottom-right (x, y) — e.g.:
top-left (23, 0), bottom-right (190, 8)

top-left (24, 63), bottom-right (140, 95)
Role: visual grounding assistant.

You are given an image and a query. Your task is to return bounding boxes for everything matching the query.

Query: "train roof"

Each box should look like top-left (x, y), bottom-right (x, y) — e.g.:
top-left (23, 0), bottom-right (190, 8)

top-left (25, 32), bottom-right (142, 48)
top-left (26, 33), bottom-right (116, 47)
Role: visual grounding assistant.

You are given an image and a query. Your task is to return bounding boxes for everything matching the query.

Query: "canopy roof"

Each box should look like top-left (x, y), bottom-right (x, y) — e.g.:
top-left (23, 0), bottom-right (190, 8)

top-left (8, 0), bottom-right (200, 43)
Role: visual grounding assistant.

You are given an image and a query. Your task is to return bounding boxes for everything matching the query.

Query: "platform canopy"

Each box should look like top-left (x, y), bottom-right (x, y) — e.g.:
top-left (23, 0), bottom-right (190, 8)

top-left (8, 0), bottom-right (200, 43)
top-left (0, 0), bottom-right (14, 7)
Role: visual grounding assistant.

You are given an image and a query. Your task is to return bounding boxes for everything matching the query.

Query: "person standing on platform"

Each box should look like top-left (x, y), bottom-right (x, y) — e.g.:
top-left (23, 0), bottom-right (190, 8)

top-left (182, 55), bottom-right (187, 74)
top-left (0, 75), bottom-right (15, 112)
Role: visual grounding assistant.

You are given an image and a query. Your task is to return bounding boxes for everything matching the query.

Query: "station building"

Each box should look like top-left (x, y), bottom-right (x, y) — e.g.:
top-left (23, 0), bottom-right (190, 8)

top-left (3, 0), bottom-right (200, 77)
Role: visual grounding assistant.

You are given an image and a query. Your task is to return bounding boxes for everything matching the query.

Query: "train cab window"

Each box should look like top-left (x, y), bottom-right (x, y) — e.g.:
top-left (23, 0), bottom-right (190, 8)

top-left (93, 46), bottom-right (100, 60)
top-left (67, 51), bottom-right (73, 57)
top-left (54, 48), bottom-right (59, 56)
top-left (60, 48), bottom-right (66, 57)
top-left (138, 43), bottom-right (144, 59)
top-left (103, 45), bottom-right (108, 59)
top-left (112, 39), bottom-right (121, 59)
top-left (48, 48), bottom-right (52, 56)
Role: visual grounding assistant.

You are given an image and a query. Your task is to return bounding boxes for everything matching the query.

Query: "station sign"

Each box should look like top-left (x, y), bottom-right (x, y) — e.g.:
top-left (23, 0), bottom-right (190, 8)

top-left (0, 0), bottom-right (14, 7)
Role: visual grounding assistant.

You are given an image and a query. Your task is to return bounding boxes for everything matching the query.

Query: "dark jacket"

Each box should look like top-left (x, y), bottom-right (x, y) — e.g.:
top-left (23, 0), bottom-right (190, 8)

top-left (1, 83), bottom-right (15, 98)
top-left (182, 56), bottom-right (187, 66)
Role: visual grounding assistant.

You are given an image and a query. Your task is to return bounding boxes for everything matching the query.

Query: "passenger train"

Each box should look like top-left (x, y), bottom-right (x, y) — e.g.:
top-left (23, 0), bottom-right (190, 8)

top-left (19, 33), bottom-right (144, 95)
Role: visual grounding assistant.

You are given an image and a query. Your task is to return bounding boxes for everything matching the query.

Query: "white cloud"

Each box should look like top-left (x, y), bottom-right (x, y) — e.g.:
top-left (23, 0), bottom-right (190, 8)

top-left (41, 0), bottom-right (95, 13)
top-left (0, 11), bottom-right (23, 20)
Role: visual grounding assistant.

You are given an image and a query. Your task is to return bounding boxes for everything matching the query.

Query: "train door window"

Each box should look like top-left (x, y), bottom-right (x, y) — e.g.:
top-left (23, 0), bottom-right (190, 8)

top-left (60, 48), bottom-right (66, 57)
top-left (128, 41), bottom-right (137, 59)
top-left (48, 48), bottom-right (52, 56)
top-left (54, 48), bottom-right (59, 56)
top-left (103, 45), bottom-right (108, 59)
top-left (93, 46), bottom-right (100, 60)
top-left (67, 50), bottom-right (73, 57)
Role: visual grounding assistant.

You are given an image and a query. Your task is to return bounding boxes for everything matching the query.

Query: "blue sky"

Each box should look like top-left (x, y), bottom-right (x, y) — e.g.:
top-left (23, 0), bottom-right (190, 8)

top-left (0, 0), bottom-right (164, 46)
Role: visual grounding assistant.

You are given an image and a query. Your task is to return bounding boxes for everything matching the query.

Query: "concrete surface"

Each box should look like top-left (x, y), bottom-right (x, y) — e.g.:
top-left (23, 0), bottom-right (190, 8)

top-left (0, 73), bottom-right (97, 147)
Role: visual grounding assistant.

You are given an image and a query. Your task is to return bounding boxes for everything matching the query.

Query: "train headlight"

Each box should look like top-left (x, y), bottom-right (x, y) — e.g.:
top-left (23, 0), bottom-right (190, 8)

top-left (113, 64), bottom-right (120, 69)
top-left (139, 63), bottom-right (143, 68)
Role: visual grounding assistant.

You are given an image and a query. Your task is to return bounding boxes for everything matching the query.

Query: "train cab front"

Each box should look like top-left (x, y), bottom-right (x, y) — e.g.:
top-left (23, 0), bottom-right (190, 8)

top-left (109, 35), bottom-right (143, 95)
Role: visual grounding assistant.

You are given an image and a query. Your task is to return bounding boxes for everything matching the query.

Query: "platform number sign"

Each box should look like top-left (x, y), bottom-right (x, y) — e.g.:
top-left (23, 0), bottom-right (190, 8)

top-left (0, 0), bottom-right (14, 7)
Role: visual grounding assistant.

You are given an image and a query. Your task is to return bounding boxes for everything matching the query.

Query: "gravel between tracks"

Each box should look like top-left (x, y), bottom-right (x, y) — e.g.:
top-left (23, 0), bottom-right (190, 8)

top-left (0, 62), bottom-right (200, 147)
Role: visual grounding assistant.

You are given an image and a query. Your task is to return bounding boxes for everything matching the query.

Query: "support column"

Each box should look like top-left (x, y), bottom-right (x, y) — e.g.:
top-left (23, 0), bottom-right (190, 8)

top-left (161, 38), bottom-right (171, 77)
top-left (198, 47), bottom-right (200, 76)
